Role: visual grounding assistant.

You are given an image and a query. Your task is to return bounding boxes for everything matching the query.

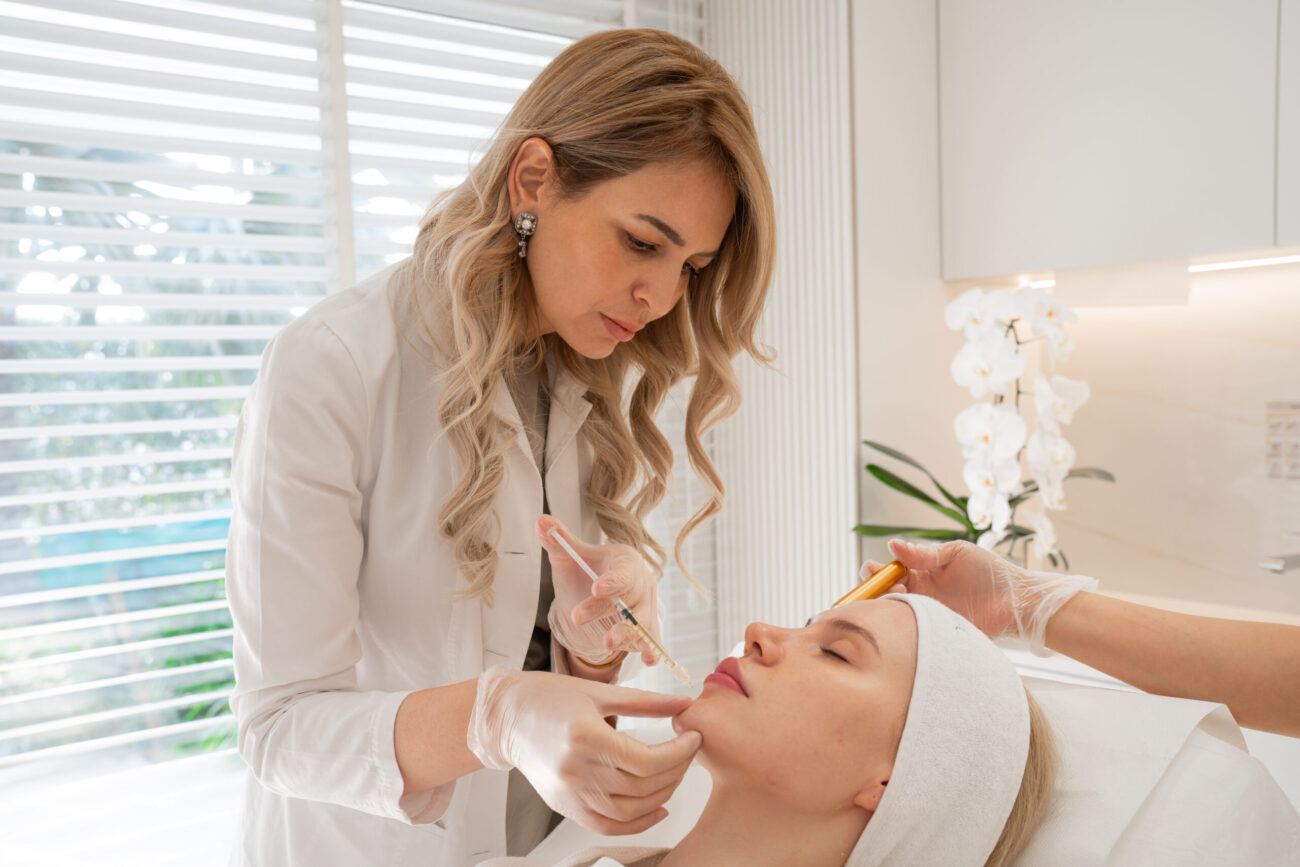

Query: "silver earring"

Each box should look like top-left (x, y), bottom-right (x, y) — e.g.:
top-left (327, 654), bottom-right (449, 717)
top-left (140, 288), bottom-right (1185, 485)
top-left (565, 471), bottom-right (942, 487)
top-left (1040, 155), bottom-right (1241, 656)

top-left (514, 212), bottom-right (537, 259)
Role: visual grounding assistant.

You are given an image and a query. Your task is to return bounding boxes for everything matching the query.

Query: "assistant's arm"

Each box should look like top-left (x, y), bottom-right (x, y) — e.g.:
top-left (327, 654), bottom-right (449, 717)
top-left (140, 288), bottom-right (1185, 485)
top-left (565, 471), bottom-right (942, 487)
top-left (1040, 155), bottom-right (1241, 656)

top-left (1045, 591), bottom-right (1300, 737)
top-left (880, 538), bottom-right (1300, 737)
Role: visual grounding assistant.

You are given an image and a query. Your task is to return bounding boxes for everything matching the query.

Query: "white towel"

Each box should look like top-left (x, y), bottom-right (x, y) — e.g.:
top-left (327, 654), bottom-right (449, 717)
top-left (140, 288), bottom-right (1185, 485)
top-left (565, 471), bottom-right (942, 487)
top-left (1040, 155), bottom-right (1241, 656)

top-left (847, 594), bottom-right (1030, 867)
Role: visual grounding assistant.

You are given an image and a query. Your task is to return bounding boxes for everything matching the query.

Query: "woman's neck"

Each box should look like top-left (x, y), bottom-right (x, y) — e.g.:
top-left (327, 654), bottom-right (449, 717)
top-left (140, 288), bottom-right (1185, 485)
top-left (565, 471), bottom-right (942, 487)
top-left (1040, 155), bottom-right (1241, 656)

top-left (658, 779), bottom-right (867, 867)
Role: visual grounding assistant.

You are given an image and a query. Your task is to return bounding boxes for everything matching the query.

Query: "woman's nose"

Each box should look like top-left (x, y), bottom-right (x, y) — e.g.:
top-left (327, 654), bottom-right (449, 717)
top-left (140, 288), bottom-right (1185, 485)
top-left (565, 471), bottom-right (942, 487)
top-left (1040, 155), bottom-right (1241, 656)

top-left (631, 268), bottom-right (685, 320)
top-left (743, 621), bottom-right (790, 663)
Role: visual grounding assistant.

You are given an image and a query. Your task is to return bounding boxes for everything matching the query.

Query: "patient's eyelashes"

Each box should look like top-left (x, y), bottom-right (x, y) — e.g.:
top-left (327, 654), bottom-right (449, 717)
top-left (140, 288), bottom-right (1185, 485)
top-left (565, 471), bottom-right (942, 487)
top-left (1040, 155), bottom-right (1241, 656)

top-left (821, 647), bottom-right (848, 663)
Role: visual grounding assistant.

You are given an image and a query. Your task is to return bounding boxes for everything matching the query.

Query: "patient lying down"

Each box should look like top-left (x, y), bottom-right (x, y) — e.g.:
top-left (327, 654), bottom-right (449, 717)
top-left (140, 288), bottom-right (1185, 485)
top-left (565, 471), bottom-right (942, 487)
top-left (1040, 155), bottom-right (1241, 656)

top-left (494, 594), bottom-right (1056, 867)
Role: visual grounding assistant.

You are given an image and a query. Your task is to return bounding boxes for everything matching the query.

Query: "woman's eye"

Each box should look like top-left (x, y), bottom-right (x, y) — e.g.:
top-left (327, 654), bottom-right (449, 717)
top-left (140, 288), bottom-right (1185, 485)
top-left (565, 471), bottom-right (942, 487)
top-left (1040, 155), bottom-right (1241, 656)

top-left (626, 233), bottom-right (656, 252)
top-left (821, 647), bottom-right (848, 663)
top-left (626, 232), bottom-right (700, 277)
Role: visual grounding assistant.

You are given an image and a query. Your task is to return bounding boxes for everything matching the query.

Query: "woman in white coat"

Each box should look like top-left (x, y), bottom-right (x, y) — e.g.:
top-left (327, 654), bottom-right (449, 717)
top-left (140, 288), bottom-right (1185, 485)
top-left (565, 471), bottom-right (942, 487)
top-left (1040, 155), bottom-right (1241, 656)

top-left (225, 28), bottom-right (775, 867)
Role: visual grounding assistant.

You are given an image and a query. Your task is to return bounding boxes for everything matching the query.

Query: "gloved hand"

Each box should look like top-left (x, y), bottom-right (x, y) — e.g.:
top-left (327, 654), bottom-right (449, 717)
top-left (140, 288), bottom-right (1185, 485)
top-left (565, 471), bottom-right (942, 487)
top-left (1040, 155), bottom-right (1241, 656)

top-left (466, 666), bottom-right (701, 834)
top-left (863, 538), bottom-right (1098, 656)
top-left (540, 516), bottom-right (663, 667)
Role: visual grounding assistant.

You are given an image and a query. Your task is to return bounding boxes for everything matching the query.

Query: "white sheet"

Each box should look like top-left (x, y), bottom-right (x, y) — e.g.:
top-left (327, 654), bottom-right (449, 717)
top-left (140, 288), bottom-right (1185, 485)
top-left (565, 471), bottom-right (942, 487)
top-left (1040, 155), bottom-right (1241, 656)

top-left (1015, 678), bottom-right (1300, 865)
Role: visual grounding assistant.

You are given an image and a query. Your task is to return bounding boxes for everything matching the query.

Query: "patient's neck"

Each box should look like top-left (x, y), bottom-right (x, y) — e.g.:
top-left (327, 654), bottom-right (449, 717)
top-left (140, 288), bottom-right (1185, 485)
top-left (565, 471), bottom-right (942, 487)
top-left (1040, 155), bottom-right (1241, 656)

top-left (659, 779), bottom-right (868, 867)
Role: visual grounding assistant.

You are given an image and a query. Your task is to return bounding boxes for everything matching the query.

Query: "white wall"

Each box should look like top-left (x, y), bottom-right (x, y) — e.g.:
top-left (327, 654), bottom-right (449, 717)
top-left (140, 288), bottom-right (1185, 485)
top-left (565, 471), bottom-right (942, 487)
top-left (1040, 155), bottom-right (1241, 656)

top-left (706, 0), bottom-right (860, 640)
top-left (851, 0), bottom-right (969, 561)
top-left (1049, 261), bottom-right (1300, 619)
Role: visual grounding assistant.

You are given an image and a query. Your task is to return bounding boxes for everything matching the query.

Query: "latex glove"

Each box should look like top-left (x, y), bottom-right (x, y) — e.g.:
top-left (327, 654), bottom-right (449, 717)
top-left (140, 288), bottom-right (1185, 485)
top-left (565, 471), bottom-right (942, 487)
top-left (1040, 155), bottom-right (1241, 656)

top-left (466, 666), bottom-right (701, 834)
top-left (540, 516), bottom-right (662, 667)
top-left (863, 538), bottom-right (1097, 655)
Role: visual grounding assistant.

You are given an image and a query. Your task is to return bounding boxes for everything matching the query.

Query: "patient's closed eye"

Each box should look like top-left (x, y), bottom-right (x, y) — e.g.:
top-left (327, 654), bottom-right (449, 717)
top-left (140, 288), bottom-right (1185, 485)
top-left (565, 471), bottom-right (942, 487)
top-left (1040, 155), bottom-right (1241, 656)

top-left (821, 647), bottom-right (849, 662)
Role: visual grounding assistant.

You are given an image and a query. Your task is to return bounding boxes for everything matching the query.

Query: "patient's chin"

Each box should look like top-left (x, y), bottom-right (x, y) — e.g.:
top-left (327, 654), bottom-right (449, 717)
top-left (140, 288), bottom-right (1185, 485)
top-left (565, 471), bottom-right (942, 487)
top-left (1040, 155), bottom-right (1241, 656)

top-left (672, 702), bottom-right (703, 736)
top-left (672, 692), bottom-right (725, 740)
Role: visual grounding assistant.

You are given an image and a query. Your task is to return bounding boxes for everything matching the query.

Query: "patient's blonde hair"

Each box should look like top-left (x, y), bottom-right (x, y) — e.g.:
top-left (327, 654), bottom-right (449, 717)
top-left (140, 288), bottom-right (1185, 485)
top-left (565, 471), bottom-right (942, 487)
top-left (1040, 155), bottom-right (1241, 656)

top-left (985, 690), bottom-right (1058, 867)
top-left (401, 28), bottom-right (775, 600)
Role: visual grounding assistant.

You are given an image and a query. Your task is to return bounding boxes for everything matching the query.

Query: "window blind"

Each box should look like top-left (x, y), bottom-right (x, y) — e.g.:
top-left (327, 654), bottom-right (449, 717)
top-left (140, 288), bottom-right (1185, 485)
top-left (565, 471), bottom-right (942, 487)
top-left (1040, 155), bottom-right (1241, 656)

top-left (0, 0), bottom-right (328, 784)
top-left (0, 0), bottom-right (709, 799)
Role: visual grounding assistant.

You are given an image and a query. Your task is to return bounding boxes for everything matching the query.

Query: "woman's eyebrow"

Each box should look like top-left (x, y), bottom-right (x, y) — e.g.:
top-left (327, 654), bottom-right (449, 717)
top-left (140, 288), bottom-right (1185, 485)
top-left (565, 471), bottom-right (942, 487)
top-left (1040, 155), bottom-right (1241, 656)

top-left (636, 213), bottom-right (719, 258)
top-left (823, 618), bottom-right (881, 654)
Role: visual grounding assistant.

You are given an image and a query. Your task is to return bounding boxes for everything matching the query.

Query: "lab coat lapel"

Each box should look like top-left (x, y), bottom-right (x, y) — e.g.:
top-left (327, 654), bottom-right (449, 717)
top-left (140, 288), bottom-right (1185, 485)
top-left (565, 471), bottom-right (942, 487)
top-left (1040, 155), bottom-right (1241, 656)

top-left (493, 375), bottom-right (537, 482)
top-left (546, 367), bottom-right (598, 542)
top-left (476, 376), bottom-right (544, 675)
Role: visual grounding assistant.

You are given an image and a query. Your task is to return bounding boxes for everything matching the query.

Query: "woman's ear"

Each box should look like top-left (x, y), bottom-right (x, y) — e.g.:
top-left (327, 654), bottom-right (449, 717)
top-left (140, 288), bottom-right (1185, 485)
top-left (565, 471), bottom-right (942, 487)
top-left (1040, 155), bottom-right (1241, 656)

top-left (507, 137), bottom-right (554, 216)
top-left (852, 775), bottom-right (889, 815)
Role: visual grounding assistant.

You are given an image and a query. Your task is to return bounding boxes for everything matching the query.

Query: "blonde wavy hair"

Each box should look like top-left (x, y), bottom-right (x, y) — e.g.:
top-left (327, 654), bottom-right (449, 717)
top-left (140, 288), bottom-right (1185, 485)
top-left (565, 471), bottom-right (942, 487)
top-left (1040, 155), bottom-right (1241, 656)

top-left (985, 689), bottom-right (1058, 866)
top-left (398, 28), bottom-right (775, 600)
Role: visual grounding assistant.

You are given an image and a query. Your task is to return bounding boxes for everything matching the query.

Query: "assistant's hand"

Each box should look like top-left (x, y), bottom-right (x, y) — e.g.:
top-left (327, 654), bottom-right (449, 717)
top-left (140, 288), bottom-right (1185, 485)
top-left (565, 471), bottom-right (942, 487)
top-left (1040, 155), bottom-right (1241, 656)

top-left (864, 538), bottom-right (1097, 655)
top-left (466, 667), bottom-right (701, 834)
top-left (540, 516), bottom-right (663, 667)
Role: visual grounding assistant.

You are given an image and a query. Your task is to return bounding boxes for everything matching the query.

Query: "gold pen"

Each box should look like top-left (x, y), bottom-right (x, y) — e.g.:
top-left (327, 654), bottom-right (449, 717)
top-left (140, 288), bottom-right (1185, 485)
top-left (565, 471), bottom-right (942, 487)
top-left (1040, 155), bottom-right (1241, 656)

top-left (834, 560), bottom-right (909, 606)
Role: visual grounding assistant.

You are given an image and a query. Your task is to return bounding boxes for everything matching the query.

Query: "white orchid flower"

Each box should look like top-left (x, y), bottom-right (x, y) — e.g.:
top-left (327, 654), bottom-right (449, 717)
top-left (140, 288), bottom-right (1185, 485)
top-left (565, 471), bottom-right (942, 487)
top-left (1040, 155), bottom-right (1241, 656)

top-left (1033, 372), bottom-right (1091, 431)
top-left (1026, 429), bottom-right (1076, 479)
top-left (1042, 327), bottom-right (1075, 367)
top-left (950, 336), bottom-right (1025, 399)
top-left (967, 489), bottom-right (1011, 534)
top-left (944, 287), bottom-right (1015, 340)
top-left (1026, 429), bottom-right (1073, 511)
top-left (977, 528), bottom-right (1008, 550)
top-left (1027, 506), bottom-right (1058, 559)
top-left (954, 402), bottom-right (1027, 461)
top-left (1036, 474), bottom-right (1068, 510)
top-left (963, 453), bottom-right (1022, 497)
top-left (1013, 286), bottom-right (1077, 337)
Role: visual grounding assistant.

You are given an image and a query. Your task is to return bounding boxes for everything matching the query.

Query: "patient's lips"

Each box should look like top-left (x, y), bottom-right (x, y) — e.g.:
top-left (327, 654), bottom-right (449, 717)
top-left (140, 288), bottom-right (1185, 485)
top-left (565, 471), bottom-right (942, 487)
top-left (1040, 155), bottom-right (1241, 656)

top-left (704, 656), bottom-right (747, 697)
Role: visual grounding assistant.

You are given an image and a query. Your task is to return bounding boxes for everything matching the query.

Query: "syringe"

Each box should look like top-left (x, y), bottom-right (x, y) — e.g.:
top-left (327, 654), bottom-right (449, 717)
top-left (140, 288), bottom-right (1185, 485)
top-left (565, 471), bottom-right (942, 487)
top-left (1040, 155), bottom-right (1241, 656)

top-left (547, 527), bottom-right (693, 687)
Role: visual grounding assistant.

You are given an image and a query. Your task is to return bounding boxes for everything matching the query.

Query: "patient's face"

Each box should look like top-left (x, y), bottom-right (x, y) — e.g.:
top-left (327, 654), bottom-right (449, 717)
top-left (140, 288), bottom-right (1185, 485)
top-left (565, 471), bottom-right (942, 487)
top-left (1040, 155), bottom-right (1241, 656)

top-left (674, 599), bottom-right (917, 814)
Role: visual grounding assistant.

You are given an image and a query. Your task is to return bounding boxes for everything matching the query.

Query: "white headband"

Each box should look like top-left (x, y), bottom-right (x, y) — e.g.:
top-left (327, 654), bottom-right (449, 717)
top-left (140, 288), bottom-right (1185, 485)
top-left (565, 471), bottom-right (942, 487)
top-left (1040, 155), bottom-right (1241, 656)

top-left (846, 593), bottom-right (1030, 867)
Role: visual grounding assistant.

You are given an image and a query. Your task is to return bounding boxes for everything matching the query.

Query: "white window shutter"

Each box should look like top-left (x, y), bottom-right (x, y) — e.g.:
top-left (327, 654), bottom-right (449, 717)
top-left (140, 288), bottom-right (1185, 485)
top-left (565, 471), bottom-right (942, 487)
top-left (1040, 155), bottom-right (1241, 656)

top-left (0, 0), bottom-right (710, 821)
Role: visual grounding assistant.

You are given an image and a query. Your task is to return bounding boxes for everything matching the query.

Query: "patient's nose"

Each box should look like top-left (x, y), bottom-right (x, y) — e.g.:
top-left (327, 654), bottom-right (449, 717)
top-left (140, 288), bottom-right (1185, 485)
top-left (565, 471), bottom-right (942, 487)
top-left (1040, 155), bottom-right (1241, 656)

top-left (743, 621), bottom-right (790, 664)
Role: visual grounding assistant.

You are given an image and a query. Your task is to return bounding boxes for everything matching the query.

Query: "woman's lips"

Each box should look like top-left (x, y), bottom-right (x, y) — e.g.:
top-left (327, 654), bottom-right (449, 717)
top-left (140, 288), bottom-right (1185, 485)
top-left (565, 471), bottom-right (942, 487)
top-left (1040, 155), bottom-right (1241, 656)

top-left (601, 314), bottom-right (638, 342)
top-left (703, 656), bottom-right (747, 696)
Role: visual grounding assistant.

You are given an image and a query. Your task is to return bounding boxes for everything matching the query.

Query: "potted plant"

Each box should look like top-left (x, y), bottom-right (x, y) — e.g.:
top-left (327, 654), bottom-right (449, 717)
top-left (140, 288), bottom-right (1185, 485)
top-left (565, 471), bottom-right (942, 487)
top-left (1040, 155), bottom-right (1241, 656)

top-left (855, 286), bottom-right (1114, 568)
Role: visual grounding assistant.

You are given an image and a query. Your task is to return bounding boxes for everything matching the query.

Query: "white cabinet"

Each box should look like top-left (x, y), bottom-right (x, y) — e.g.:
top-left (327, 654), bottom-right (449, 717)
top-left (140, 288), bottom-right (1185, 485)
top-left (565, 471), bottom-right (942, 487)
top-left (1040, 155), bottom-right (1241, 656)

top-left (1281, 0), bottom-right (1300, 247)
top-left (940, 0), bottom-right (1279, 280)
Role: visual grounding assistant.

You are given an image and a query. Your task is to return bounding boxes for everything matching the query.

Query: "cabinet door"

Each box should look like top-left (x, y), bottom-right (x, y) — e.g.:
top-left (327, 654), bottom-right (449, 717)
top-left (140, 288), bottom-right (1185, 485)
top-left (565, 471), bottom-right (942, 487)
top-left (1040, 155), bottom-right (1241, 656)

top-left (940, 0), bottom-right (1278, 280)
top-left (1281, 0), bottom-right (1300, 247)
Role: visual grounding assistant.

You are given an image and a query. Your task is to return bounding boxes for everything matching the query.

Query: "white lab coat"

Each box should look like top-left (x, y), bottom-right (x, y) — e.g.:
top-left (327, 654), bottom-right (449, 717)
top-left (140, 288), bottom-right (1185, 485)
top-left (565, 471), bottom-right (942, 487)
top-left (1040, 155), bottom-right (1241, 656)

top-left (226, 261), bottom-right (601, 866)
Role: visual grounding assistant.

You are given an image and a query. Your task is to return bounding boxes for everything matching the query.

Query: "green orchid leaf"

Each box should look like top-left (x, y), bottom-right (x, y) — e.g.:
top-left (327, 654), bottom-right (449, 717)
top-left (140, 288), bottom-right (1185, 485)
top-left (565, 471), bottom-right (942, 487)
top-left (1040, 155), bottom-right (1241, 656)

top-left (1059, 549), bottom-right (1070, 570)
top-left (862, 440), bottom-right (968, 512)
top-left (1047, 552), bottom-right (1059, 568)
top-left (1009, 466), bottom-right (1117, 507)
top-left (853, 524), bottom-right (969, 541)
top-left (865, 463), bottom-right (970, 527)
top-left (1066, 467), bottom-right (1116, 483)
